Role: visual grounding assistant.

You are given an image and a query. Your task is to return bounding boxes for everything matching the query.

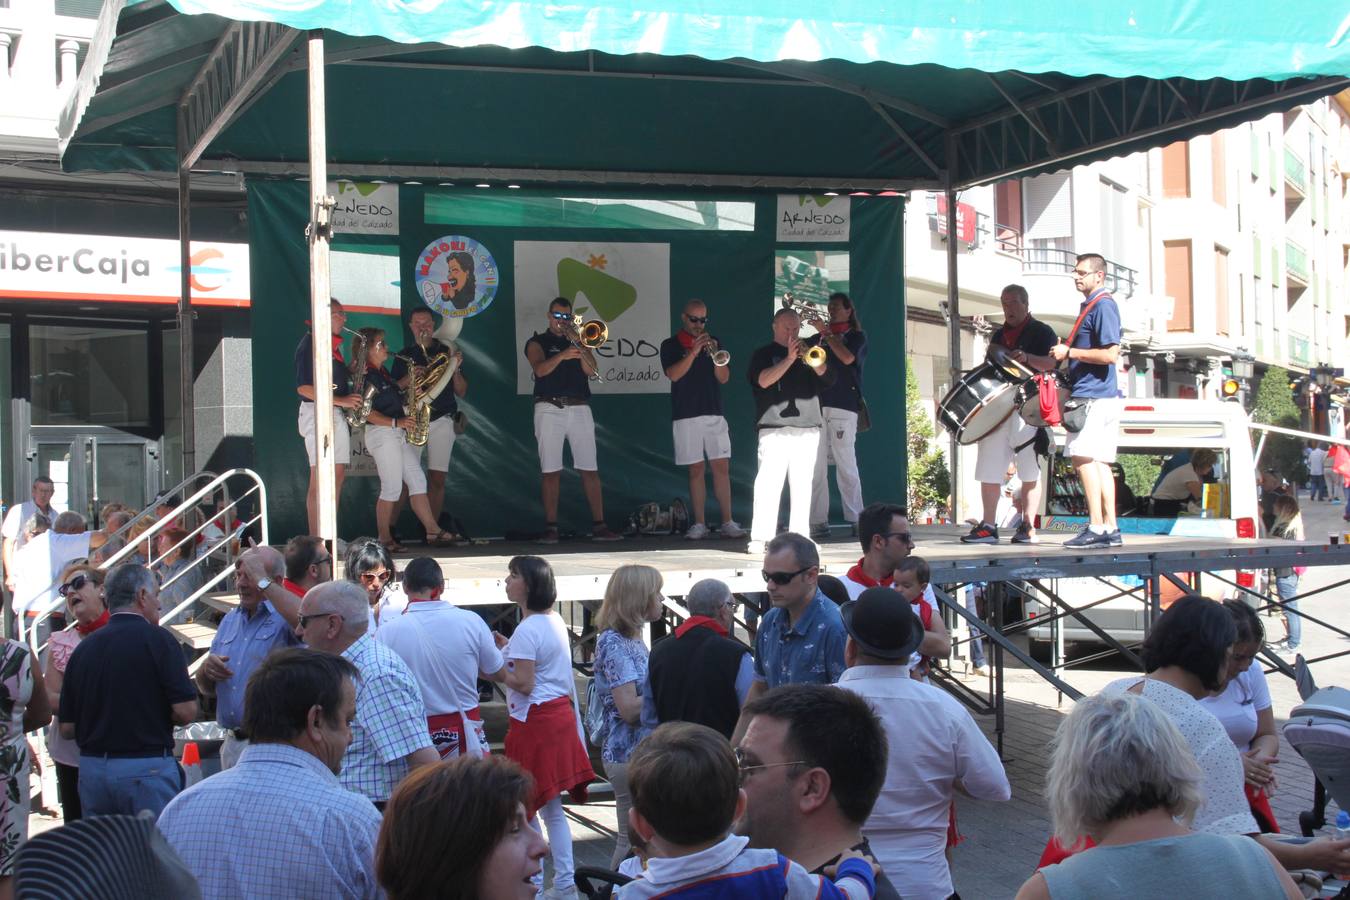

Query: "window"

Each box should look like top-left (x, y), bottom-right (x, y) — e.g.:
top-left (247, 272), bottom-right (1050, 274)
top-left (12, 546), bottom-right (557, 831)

top-left (1164, 240), bottom-right (1194, 332)
top-left (29, 325), bottom-right (151, 427)
top-left (1162, 141), bottom-right (1190, 198)
top-left (1211, 133), bottom-right (1227, 207)
top-left (993, 180), bottom-right (1023, 253)
top-left (1100, 178), bottom-right (1129, 266)
top-left (1214, 247), bottom-right (1230, 336)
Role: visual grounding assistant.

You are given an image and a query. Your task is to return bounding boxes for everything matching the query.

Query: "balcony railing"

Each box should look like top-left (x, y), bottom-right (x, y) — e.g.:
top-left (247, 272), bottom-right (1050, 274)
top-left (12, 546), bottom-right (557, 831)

top-left (1285, 148), bottom-right (1308, 195)
top-left (1286, 240), bottom-right (1310, 284)
top-left (993, 222), bottom-right (1023, 255)
top-left (1021, 246), bottom-right (1138, 299)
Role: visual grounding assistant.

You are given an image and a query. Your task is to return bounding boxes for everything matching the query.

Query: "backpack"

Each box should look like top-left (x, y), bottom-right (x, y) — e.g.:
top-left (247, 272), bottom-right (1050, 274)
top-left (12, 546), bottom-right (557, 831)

top-left (584, 671), bottom-right (609, 747)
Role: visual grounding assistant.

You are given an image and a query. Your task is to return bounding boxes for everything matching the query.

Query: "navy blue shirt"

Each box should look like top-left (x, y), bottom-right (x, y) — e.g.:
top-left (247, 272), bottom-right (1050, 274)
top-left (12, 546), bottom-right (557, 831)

top-left (526, 330), bottom-right (591, 401)
top-left (990, 316), bottom-right (1058, 357)
top-left (659, 334), bottom-right (724, 420)
top-left (1068, 290), bottom-right (1122, 399)
top-left (364, 365), bottom-right (405, 420)
top-left (812, 329), bottom-right (868, 412)
top-left (59, 613), bottom-right (197, 755)
top-left (294, 332), bottom-right (352, 395)
top-left (391, 340), bottom-right (458, 421)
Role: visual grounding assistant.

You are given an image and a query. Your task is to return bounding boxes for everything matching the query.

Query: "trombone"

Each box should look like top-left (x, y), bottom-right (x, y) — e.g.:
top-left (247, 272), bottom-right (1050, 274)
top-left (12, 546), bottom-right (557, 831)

top-left (560, 314), bottom-right (609, 381)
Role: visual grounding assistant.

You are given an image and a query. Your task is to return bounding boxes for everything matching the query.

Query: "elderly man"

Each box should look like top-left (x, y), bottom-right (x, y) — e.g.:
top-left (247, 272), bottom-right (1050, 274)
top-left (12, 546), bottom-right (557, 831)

top-left (282, 535), bottom-right (333, 600)
top-left (2, 476), bottom-right (55, 593)
top-left (837, 587), bottom-right (1010, 900)
top-left (736, 685), bottom-right (901, 899)
top-left (59, 564), bottom-right (198, 817)
top-left (159, 649), bottom-right (382, 900)
top-left (197, 546), bottom-right (301, 768)
top-left (296, 581), bottom-right (436, 808)
top-left (732, 532), bottom-right (847, 742)
top-left (642, 578), bottom-right (752, 738)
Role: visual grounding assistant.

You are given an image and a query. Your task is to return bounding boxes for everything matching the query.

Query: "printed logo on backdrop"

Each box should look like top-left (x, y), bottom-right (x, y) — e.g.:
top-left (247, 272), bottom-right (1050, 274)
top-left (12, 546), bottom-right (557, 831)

top-left (414, 235), bottom-right (499, 319)
top-left (330, 182), bottom-right (400, 235)
top-left (775, 195), bottom-right (851, 242)
top-left (347, 430), bottom-right (378, 478)
top-left (514, 241), bottom-right (671, 395)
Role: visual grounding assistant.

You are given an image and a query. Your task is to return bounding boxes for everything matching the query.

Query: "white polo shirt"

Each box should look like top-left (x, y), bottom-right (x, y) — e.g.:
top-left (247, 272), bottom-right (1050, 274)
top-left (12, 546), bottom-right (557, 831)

top-left (1, 501), bottom-right (57, 554)
top-left (375, 600), bottom-right (503, 717)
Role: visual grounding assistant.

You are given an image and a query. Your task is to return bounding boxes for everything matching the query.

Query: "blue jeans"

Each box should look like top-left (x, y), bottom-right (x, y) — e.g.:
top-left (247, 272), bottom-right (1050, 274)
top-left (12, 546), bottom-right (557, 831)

top-left (966, 586), bottom-right (987, 668)
top-left (79, 753), bottom-right (183, 818)
top-left (1275, 574), bottom-right (1301, 648)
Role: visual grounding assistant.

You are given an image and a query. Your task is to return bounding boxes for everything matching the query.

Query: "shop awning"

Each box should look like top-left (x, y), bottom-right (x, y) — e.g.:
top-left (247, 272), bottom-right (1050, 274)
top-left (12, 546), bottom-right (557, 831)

top-left (59, 0), bottom-right (1350, 190)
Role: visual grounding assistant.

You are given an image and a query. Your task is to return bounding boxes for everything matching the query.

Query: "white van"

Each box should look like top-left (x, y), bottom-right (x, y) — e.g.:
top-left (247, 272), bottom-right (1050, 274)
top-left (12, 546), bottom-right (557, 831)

top-left (1023, 398), bottom-right (1259, 657)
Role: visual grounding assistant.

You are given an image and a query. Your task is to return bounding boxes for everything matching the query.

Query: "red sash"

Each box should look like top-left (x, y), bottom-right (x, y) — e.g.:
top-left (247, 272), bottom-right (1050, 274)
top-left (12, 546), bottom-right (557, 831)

top-left (427, 707), bottom-right (485, 760)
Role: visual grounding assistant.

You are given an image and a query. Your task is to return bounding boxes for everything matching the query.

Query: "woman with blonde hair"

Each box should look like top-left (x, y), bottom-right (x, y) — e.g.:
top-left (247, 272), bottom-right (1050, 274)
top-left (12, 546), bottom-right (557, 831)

top-left (45, 562), bottom-right (109, 822)
top-left (1269, 493), bottom-right (1305, 651)
top-left (592, 564), bottom-right (663, 866)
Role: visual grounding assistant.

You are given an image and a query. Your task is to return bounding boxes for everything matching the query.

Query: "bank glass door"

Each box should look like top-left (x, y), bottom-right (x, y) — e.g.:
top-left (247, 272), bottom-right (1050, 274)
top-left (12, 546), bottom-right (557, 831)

top-left (27, 433), bottom-right (159, 527)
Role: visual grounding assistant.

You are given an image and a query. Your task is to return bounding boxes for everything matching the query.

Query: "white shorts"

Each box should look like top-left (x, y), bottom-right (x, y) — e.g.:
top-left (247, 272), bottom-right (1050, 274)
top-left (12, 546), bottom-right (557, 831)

top-left (298, 401), bottom-right (352, 466)
top-left (533, 402), bottom-right (598, 473)
top-left (1064, 398), bottom-right (1121, 464)
top-left (673, 415), bottom-right (732, 466)
top-left (421, 415), bottom-right (458, 473)
top-left (364, 424), bottom-right (429, 501)
top-left (974, 411), bottom-right (1041, 484)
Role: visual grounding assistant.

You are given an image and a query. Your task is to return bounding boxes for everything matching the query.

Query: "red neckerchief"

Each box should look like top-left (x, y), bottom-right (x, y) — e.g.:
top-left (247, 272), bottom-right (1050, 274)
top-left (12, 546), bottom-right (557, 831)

top-left (76, 609), bottom-right (110, 636)
top-left (304, 322), bottom-right (346, 362)
top-left (829, 322), bottom-right (850, 335)
top-left (403, 593), bottom-right (442, 613)
top-left (282, 579), bottom-right (306, 599)
top-left (674, 615), bottom-right (728, 638)
top-left (676, 330), bottom-right (696, 350)
top-left (999, 320), bottom-right (1028, 349)
top-left (845, 558), bottom-right (893, 589)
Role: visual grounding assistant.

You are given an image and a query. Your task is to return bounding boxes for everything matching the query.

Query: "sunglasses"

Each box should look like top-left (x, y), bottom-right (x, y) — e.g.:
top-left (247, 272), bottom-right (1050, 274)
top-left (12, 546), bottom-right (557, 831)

top-left (298, 611), bottom-right (343, 629)
top-left (359, 570), bottom-right (391, 584)
top-left (761, 565), bottom-right (814, 586)
top-left (373, 340), bottom-right (388, 349)
top-left (685, 315), bottom-right (708, 324)
top-left (59, 574), bottom-right (90, 598)
top-left (550, 311), bottom-right (572, 320)
top-left (882, 531), bottom-right (915, 546)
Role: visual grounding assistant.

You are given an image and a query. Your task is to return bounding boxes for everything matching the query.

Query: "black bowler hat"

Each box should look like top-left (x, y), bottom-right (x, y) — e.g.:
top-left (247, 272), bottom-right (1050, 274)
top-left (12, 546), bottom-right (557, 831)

top-left (840, 587), bottom-right (925, 661)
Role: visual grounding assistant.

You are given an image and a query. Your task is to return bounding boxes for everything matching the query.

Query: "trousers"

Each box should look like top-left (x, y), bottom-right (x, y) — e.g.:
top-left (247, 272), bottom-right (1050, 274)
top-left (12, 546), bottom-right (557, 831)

top-left (79, 753), bottom-right (182, 818)
top-left (811, 408), bottom-right (863, 525)
top-left (750, 427), bottom-right (820, 543)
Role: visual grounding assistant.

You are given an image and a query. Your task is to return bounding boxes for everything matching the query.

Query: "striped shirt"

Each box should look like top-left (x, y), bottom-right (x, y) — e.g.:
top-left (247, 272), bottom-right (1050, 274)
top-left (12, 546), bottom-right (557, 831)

top-left (340, 633), bottom-right (434, 802)
top-left (158, 743), bottom-right (383, 900)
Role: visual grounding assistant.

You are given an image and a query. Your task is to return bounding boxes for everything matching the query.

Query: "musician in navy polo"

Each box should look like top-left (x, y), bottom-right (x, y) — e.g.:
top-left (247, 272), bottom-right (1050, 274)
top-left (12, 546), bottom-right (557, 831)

top-left (294, 298), bottom-right (363, 535)
top-left (1050, 253), bottom-right (1124, 549)
top-left (659, 299), bottom-right (746, 541)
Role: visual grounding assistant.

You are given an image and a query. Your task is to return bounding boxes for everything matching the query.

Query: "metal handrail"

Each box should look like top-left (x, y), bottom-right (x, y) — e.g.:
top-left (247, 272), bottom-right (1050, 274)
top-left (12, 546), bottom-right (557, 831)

top-left (25, 468), bottom-right (269, 657)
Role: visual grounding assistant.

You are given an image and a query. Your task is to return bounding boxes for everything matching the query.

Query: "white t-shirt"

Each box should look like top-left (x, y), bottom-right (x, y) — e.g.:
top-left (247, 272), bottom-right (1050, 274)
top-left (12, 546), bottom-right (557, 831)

top-left (1154, 464), bottom-right (1202, 501)
top-left (1308, 448), bottom-right (1327, 475)
top-left (1200, 659), bottom-right (1271, 751)
top-left (1, 501), bottom-right (57, 553)
top-left (13, 531), bottom-right (91, 615)
top-left (373, 584), bottom-right (409, 626)
top-left (1106, 677), bottom-right (1257, 835)
top-left (503, 611), bottom-right (574, 722)
top-left (375, 600), bottom-right (503, 717)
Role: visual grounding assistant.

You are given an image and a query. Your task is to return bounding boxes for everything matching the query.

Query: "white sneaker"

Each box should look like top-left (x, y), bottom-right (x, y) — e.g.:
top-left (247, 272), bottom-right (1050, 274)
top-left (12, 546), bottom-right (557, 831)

top-left (745, 540), bottom-right (765, 556)
top-left (686, 523), bottom-right (710, 540)
top-left (719, 520), bottom-right (746, 538)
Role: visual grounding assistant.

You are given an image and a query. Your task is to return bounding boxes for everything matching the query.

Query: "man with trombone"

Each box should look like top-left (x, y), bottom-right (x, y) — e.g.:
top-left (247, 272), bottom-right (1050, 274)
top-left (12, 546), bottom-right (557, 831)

top-left (524, 296), bottom-right (623, 544)
top-left (660, 299), bottom-right (746, 541)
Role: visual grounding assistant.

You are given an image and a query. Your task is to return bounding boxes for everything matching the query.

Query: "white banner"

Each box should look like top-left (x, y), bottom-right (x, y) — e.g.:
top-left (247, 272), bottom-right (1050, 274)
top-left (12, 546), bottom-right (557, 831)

top-left (775, 195), bottom-right (851, 242)
top-left (514, 241), bottom-right (670, 394)
top-left (0, 230), bottom-right (250, 306)
top-left (330, 182), bottom-right (400, 235)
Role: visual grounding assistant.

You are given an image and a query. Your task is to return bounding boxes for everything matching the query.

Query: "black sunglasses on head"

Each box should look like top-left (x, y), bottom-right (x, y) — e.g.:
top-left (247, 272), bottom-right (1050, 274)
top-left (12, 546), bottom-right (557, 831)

top-left (761, 565), bottom-right (814, 586)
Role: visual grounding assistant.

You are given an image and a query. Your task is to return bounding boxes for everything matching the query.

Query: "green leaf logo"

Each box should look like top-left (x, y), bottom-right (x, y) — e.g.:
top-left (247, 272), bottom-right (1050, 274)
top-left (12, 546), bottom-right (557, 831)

top-left (556, 257), bottom-right (637, 321)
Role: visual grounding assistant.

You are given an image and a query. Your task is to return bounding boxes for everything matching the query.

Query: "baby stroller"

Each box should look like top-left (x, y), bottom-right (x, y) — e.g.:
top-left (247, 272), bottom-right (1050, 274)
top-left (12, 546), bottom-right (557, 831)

top-left (1281, 656), bottom-right (1350, 836)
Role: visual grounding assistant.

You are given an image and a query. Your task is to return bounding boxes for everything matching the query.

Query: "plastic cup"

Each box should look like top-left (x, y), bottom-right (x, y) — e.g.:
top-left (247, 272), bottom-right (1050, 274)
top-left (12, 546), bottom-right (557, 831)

top-left (1331, 533), bottom-right (1341, 546)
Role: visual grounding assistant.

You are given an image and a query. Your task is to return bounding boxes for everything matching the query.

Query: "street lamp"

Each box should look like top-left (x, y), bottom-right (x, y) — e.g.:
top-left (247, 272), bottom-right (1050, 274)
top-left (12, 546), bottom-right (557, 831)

top-left (1230, 349), bottom-right (1255, 384)
top-left (1313, 364), bottom-right (1338, 391)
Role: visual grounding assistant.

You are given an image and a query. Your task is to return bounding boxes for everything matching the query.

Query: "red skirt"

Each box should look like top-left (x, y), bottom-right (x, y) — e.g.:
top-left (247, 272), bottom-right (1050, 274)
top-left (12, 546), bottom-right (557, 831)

top-left (504, 696), bottom-right (595, 817)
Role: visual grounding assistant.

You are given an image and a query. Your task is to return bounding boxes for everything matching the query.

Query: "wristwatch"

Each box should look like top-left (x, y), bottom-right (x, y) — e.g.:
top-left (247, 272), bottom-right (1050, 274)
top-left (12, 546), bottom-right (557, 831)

top-left (257, 577), bottom-right (272, 591)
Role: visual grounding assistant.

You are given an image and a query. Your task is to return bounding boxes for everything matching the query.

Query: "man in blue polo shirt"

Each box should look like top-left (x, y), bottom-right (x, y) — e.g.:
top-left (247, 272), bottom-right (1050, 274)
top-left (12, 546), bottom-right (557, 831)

top-left (659, 299), bottom-right (746, 541)
top-left (1050, 252), bottom-right (1123, 548)
top-left (732, 532), bottom-right (847, 742)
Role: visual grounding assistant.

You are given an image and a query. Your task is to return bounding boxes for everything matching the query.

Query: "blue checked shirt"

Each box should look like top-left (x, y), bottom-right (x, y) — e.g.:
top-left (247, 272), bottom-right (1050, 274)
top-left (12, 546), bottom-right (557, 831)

top-left (209, 600), bottom-right (301, 729)
top-left (158, 743), bottom-right (383, 900)
top-left (753, 590), bottom-right (847, 689)
top-left (340, 633), bottom-right (435, 802)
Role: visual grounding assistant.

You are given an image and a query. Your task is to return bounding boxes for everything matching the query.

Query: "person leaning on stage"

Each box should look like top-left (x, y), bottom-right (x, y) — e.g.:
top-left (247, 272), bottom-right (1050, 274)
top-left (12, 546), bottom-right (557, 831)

top-left (296, 581), bottom-right (438, 808)
top-left (735, 685), bottom-right (902, 900)
top-left (524, 296), bottom-right (623, 544)
top-left (659, 299), bottom-right (745, 540)
top-left (390, 308), bottom-right (468, 524)
top-left (1050, 254), bottom-right (1124, 549)
top-left (962, 283), bottom-right (1058, 546)
top-left (746, 307), bottom-right (836, 553)
top-left (353, 326), bottom-right (460, 552)
top-left (642, 578), bottom-right (754, 740)
top-left (808, 292), bottom-right (869, 538)
top-left (1, 475), bottom-right (54, 594)
top-left (295, 298), bottom-right (363, 536)
top-left (58, 564), bottom-right (198, 818)
top-left (158, 649), bottom-right (384, 900)
top-left (375, 557), bottom-right (505, 761)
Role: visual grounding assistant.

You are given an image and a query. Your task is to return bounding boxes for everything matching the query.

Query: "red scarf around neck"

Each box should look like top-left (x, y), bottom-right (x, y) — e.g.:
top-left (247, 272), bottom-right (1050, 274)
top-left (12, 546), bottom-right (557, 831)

top-left (829, 322), bottom-right (850, 335)
top-left (676, 330), bottom-right (697, 350)
top-left (76, 609), bottom-right (110, 636)
top-left (845, 558), bottom-right (893, 589)
top-left (674, 615), bottom-right (728, 638)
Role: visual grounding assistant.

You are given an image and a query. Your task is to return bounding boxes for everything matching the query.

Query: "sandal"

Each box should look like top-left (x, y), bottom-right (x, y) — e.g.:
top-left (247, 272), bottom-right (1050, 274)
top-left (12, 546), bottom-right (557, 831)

top-left (425, 530), bottom-right (462, 547)
top-left (380, 539), bottom-right (406, 554)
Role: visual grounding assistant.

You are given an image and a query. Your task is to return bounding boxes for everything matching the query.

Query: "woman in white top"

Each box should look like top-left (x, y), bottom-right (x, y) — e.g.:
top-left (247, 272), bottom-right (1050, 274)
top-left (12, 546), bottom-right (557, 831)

top-left (497, 555), bottom-right (594, 899)
top-left (1150, 448), bottom-right (1216, 517)
top-left (1201, 601), bottom-right (1280, 832)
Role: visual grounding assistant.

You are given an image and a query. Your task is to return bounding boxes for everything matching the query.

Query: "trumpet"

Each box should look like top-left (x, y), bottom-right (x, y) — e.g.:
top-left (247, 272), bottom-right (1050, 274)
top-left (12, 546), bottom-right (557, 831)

top-left (780, 293), bottom-right (829, 332)
top-left (799, 343), bottom-right (827, 367)
top-left (705, 338), bottom-right (730, 367)
top-left (560, 314), bottom-right (609, 381)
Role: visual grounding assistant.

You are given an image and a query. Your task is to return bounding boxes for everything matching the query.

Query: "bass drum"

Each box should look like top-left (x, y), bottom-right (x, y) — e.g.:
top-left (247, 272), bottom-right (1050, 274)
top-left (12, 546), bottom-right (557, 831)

top-left (937, 357), bottom-right (1033, 445)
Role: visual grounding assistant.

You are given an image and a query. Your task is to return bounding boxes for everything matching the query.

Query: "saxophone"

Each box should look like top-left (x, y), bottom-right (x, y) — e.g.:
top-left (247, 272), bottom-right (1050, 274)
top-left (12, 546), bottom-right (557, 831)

top-left (343, 327), bottom-right (375, 429)
top-left (404, 336), bottom-right (455, 447)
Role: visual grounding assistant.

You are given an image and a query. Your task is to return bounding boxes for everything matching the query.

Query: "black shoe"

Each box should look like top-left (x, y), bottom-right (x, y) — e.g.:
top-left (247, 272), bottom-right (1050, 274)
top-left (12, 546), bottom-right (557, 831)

top-left (1063, 528), bottom-right (1112, 549)
top-left (1011, 522), bottom-right (1035, 544)
top-left (1107, 528), bottom-right (1123, 547)
top-left (960, 523), bottom-right (999, 544)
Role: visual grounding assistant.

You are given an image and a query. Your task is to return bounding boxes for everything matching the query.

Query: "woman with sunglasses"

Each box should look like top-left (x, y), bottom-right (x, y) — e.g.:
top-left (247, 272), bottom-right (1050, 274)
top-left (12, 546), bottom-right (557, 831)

top-left (45, 563), bottom-right (107, 823)
top-left (353, 326), bottom-right (460, 553)
top-left (344, 537), bottom-right (404, 630)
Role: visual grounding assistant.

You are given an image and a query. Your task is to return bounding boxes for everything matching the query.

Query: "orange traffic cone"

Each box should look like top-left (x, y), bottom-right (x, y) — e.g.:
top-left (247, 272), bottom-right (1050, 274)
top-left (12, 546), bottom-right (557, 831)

top-left (181, 741), bottom-right (203, 788)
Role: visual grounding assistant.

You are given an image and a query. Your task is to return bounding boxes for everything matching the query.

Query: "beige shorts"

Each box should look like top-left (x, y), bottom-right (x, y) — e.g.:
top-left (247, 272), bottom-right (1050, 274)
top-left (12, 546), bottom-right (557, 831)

top-left (298, 401), bottom-right (352, 466)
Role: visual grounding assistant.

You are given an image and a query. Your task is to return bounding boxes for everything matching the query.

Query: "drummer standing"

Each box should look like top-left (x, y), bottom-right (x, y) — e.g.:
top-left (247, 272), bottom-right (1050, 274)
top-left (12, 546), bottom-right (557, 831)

top-left (961, 285), bottom-right (1058, 545)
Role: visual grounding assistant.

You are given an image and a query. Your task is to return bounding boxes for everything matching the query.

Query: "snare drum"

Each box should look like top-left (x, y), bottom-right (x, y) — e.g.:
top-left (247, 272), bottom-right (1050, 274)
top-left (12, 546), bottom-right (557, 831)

top-left (937, 359), bottom-right (1033, 445)
top-left (1016, 371), bottom-right (1069, 428)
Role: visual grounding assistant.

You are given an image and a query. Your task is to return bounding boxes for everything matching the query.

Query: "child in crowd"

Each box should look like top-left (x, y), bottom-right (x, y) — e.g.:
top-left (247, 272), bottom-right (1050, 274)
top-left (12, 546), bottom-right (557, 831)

top-left (1268, 493), bottom-right (1306, 652)
top-left (892, 556), bottom-right (949, 681)
top-left (618, 722), bottom-right (877, 899)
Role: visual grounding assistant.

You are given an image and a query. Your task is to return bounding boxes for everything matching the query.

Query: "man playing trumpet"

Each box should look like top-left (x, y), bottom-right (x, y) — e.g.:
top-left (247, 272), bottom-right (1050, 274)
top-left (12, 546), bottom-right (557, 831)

top-left (294, 298), bottom-right (364, 535)
top-left (660, 299), bottom-right (745, 540)
top-left (746, 306), bottom-right (836, 554)
top-left (392, 309), bottom-right (467, 524)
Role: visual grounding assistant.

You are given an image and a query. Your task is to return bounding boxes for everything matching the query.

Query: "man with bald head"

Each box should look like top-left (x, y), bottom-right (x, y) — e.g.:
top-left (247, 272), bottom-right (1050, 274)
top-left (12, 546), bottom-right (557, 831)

top-left (296, 581), bottom-right (437, 808)
top-left (197, 545), bottom-right (301, 768)
top-left (660, 300), bottom-right (745, 540)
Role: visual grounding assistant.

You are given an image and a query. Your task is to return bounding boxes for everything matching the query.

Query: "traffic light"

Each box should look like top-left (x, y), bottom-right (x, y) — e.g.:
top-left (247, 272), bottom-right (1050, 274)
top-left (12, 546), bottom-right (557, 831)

top-left (1221, 377), bottom-right (1241, 400)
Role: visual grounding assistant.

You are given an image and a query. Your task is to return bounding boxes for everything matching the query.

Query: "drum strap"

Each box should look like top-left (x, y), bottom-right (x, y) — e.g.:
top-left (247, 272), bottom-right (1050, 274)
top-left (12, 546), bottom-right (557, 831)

top-left (1060, 294), bottom-right (1105, 366)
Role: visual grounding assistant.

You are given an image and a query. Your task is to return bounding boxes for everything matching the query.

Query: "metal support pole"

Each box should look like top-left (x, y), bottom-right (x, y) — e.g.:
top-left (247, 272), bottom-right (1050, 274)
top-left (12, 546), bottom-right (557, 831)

top-left (944, 164), bottom-right (962, 521)
top-left (175, 112), bottom-right (196, 479)
top-left (307, 31), bottom-right (337, 545)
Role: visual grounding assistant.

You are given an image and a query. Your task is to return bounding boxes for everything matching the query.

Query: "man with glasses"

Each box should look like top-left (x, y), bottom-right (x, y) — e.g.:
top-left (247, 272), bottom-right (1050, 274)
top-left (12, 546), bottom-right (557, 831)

top-left (524, 296), bottom-right (623, 544)
top-left (295, 581), bottom-right (437, 808)
top-left (660, 299), bottom-right (745, 541)
top-left (732, 532), bottom-right (846, 743)
top-left (1050, 253), bottom-right (1124, 548)
top-left (295, 298), bottom-right (364, 536)
top-left (839, 503), bottom-right (913, 601)
top-left (642, 578), bottom-right (752, 738)
top-left (196, 546), bottom-right (300, 769)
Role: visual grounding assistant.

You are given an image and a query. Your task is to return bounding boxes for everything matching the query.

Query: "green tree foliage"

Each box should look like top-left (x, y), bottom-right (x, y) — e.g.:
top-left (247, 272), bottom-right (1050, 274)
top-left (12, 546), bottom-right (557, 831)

top-left (906, 357), bottom-right (951, 516)
top-left (1250, 366), bottom-right (1306, 484)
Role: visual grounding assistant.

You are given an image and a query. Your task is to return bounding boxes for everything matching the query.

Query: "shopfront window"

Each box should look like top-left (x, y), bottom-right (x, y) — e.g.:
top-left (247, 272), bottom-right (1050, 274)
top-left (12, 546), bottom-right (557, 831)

top-left (29, 325), bottom-right (151, 428)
